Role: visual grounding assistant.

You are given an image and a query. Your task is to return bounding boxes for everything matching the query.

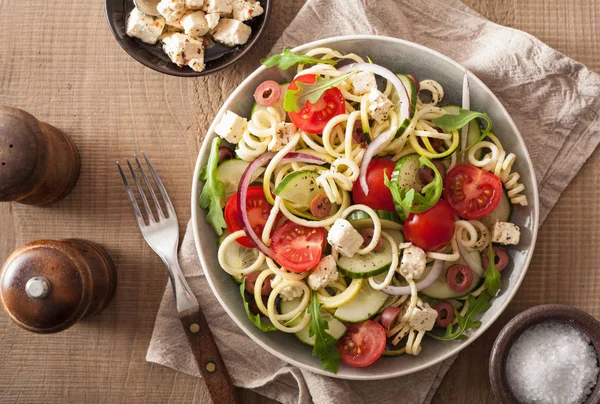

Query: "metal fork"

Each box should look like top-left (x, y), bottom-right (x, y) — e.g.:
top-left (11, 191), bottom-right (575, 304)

top-left (117, 153), bottom-right (238, 404)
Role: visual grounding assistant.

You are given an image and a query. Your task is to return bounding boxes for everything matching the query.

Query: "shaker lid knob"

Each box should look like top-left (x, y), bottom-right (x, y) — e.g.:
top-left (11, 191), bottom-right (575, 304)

top-left (25, 276), bottom-right (51, 299)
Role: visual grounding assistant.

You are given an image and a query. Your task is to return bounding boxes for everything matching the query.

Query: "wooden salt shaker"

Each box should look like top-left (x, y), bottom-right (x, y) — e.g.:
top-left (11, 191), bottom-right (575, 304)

top-left (0, 106), bottom-right (80, 205)
top-left (0, 239), bottom-right (117, 333)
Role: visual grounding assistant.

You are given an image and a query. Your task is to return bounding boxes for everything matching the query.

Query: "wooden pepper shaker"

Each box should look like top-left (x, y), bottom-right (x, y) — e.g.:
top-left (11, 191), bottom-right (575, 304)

top-left (0, 106), bottom-right (81, 205)
top-left (0, 239), bottom-right (117, 333)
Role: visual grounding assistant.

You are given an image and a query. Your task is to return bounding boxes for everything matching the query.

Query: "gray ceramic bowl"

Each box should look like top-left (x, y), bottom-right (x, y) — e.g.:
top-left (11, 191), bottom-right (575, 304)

top-left (490, 304), bottom-right (600, 404)
top-left (191, 35), bottom-right (540, 379)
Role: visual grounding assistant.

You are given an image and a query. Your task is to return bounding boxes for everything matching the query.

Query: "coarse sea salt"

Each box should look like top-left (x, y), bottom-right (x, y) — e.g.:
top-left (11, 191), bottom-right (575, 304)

top-left (506, 321), bottom-right (599, 404)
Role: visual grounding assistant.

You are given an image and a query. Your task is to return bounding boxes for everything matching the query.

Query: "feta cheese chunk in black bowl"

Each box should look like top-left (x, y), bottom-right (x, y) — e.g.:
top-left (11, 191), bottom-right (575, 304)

top-left (490, 304), bottom-right (600, 404)
top-left (105, 0), bottom-right (272, 77)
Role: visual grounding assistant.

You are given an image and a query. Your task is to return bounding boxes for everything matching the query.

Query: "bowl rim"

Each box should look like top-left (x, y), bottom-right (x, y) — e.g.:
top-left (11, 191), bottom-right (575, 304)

top-left (104, 0), bottom-right (272, 77)
top-left (489, 304), bottom-right (600, 404)
top-left (190, 34), bottom-right (540, 380)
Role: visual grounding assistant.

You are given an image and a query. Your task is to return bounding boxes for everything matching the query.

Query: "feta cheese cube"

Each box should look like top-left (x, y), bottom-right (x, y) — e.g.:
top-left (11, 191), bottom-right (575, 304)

top-left (212, 18), bottom-right (251, 47)
top-left (157, 0), bottom-right (187, 28)
top-left (214, 111), bottom-right (247, 144)
top-left (162, 33), bottom-right (205, 71)
top-left (327, 219), bottom-right (364, 258)
top-left (272, 276), bottom-right (304, 301)
top-left (366, 89), bottom-right (393, 123)
top-left (308, 255), bottom-right (339, 291)
top-left (232, 0), bottom-right (264, 22)
top-left (181, 11), bottom-right (210, 38)
top-left (268, 122), bottom-right (296, 151)
top-left (202, 0), bottom-right (233, 15)
top-left (409, 304), bottom-right (437, 332)
top-left (398, 244), bottom-right (427, 280)
top-left (185, 0), bottom-right (205, 10)
top-left (490, 221), bottom-right (521, 245)
top-left (126, 8), bottom-right (166, 44)
top-left (351, 71), bottom-right (377, 96)
top-left (189, 58), bottom-right (206, 72)
top-left (205, 13), bottom-right (221, 29)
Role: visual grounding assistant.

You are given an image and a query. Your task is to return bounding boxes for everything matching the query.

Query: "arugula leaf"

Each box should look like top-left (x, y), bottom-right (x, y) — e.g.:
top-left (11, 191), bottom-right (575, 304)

top-left (239, 282), bottom-right (278, 332)
top-left (484, 246), bottom-right (502, 296)
top-left (432, 108), bottom-right (492, 152)
top-left (307, 293), bottom-right (341, 373)
top-left (261, 48), bottom-right (337, 70)
top-left (427, 292), bottom-right (492, 341)
top-left (199, 138), bottom-right (227, 235)
top-left (284, 73), bottom-right (355, 113)
top-left (383, 156), bottom-right (443, 215)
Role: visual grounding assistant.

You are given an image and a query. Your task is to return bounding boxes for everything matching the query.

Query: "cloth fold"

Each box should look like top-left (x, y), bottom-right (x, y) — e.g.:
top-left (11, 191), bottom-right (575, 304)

top-left (147, 1), bottom-right (600, 403)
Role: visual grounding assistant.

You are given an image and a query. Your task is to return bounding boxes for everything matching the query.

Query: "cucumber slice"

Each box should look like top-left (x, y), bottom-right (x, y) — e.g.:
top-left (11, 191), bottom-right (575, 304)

top-left (458, 243), bottom-right (485, 278)
top-left (216, 159), bottom-right (264, 205)
top-left (421, 260), bottom-right (482, 299)
top-left (336, 229), bottom-right (403, 279)
top-left (280, 298), bottom-right (346, 346)
top-left (392, 153), bottom-right (423, 193)
top-left (346, 210), bottom-right (403, 230)
top-left (394, 74), bottom-right (418, 138)
top-left (274, 170), bottom-right (322, 208)
top-left (251, 83), bottom-right (290, 117)
top-left (218, 229), bottom-right (260, 272)
top-left (481, 187), bottom-right (512, 228)
top-left (442, 105), bottom-right (483, 159)
top-left (333, 281), bottom-right (388, 323)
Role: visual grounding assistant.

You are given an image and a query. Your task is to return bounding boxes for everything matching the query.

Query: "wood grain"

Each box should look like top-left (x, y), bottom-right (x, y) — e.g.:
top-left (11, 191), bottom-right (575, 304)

top-left (0, 0), bottom-right (599, 403)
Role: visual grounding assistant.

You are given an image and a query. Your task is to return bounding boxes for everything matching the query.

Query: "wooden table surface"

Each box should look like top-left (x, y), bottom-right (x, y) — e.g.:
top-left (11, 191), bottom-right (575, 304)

top-left (1, 0), bottom-right (599, 403)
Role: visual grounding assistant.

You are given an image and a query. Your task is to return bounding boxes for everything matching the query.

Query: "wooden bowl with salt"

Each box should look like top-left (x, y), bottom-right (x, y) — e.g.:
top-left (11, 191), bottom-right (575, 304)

top-left (490, 304), bottom-right (600, 404)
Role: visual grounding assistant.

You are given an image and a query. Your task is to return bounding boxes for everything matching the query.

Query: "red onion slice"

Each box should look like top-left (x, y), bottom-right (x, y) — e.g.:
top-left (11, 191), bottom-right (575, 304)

top-left (382, 259), bottom-right (444, 295)
top-left (339, 62), bottom-right (411, 195)
top-left (237, 152), bottom-right (326, 257)
top-left (380, 307), bottom-right (402, 330)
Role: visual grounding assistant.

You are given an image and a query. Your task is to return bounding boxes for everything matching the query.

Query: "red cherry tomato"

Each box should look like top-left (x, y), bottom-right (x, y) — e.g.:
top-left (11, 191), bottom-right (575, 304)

top-left (254, 80), bottom-right (282, 107)
top-left (482, 246), bottom-right (509, 271)
top-left (403, 199), bottom-right (455, 251)
top-left (446, 264), bottom-right (474, 293)
top-left (270, 221), bottom-right (325, 272)
top-left (224, 186), bottom-right (272, 248)
top-left (337, 321), bottom-right (386, 368)
top-left (352, 158), bottom-right (396, 212)
top-left (434, 301), bottom-right (456, 328)
top-left (287, 74), bottom-right (346, 134)
top-left (443, 164), bottom-right (503, 219)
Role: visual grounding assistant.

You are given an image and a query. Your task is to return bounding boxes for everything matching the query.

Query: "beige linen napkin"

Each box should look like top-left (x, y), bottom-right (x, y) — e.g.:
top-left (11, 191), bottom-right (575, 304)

top-left (147, 0), bottom-right (600, 403)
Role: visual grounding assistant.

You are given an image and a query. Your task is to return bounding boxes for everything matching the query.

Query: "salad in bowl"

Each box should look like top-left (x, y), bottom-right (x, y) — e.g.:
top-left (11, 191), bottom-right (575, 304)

top-left (194, 36), bottom-right (538, 377)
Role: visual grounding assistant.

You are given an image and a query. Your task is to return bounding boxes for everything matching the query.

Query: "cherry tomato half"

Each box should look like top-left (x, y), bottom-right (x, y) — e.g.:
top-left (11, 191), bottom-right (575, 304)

top-left (403, 199), bottom-right (455, 251)
top-left (224, 186), bottom-right (272, 248)
top-left (270, 221), bottom-right (325, 272)
top-left (443, 164), bottom-right (503, 219)
top-left (287, 74), bottom-right (346, 134)
top-left (352, 158), bottom-right (396, 212)
top-left (337, 321), bottom-right (386, 368)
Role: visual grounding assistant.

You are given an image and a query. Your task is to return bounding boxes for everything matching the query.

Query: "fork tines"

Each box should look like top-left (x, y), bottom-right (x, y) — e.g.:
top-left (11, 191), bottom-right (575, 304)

top-left (117, 153), bottom-right (175, 227)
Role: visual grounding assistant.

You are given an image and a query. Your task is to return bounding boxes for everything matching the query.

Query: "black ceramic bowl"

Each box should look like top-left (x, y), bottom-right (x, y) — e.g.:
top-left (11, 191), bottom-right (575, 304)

top-left (105, 0), bottom-right (272, 77)
top-left (490, 304), bottom-right (600, 404)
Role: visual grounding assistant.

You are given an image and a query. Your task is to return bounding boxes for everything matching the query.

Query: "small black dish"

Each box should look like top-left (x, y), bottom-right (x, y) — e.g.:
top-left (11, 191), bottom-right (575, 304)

top-left (105, 0), bottom-right (272, 77)
top-left (490, 304), bottom-right (600, 404)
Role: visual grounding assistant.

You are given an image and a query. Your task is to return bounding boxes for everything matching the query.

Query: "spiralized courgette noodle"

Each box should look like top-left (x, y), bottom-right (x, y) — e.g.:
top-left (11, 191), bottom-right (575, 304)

top-left (211, 47), bottom-right (527, 361)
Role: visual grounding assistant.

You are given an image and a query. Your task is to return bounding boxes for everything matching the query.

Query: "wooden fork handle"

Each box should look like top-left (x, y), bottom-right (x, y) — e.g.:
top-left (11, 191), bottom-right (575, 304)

top-left (180, 308), bottom-right (240, 404)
